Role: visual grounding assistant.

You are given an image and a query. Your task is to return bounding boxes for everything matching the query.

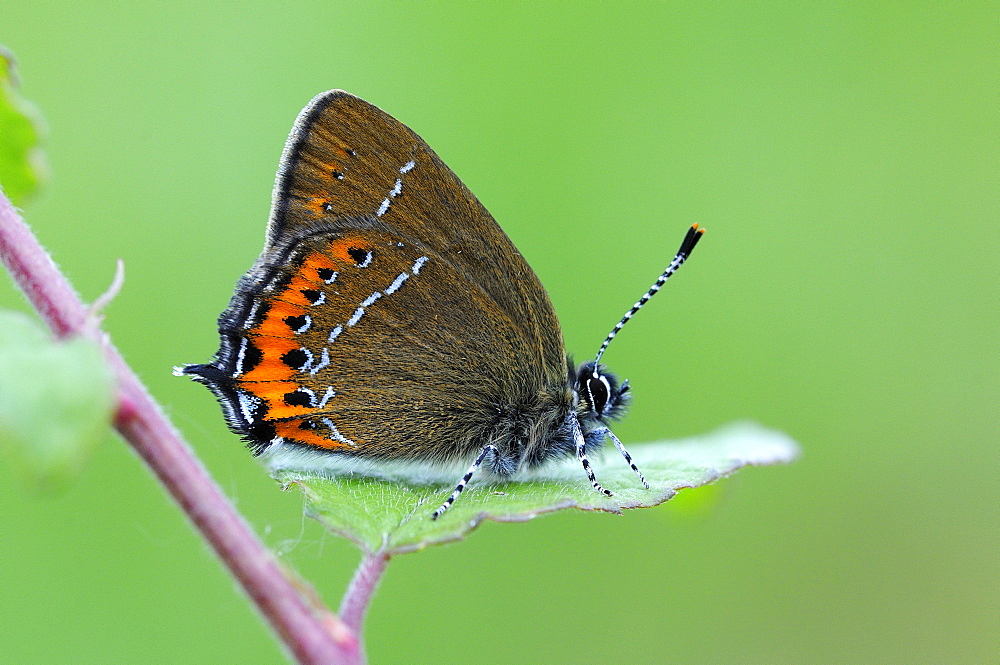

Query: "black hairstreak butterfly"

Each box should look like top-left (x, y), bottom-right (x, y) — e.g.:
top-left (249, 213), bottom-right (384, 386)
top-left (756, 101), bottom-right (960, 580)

top-left (180, 91), bottom-right (704, 519)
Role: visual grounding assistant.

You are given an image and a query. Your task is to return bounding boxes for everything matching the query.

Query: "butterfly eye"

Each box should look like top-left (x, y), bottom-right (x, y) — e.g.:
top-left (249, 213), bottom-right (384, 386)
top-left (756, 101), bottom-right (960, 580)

top-left (585, 374), bottom-right (612, 415)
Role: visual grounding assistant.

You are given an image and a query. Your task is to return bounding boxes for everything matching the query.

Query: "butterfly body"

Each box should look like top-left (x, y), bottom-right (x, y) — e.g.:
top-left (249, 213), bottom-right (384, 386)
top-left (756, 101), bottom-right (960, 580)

top-left (182, 90), bottom-right (700, 516)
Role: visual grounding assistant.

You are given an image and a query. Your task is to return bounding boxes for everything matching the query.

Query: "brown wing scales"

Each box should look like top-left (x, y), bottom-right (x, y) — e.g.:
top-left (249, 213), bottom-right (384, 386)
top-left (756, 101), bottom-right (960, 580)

top-left (269, 91), bottom-right (566, 377)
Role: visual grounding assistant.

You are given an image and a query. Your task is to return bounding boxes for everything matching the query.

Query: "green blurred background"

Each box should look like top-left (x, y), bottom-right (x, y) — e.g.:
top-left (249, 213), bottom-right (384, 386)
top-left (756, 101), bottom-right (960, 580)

top-left (2, 3), bottom-right (996, 663)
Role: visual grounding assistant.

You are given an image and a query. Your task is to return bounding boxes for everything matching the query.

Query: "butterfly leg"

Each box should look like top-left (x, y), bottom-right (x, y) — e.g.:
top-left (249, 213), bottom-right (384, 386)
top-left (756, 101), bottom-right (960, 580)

top-left (593, 426), bottom-right (650, 489)
top-left (572, 415), bottom-right (613, 496)
top-left (432, 444), bottom-right (500, 520)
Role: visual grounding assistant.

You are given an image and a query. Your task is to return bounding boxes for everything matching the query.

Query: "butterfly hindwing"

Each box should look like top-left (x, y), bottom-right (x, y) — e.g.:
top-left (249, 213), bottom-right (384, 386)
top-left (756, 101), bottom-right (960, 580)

top-left (218, 228), bottom-right (569, 461)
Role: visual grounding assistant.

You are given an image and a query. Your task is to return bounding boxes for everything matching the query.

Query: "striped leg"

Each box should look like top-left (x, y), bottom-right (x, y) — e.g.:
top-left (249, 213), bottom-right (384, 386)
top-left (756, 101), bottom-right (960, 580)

top-left (594, 426), bottom-right (650, 489)
top-left (432, 444), bottom-right (499, 520)
top-left (572, 415), bottom-right (613, 496)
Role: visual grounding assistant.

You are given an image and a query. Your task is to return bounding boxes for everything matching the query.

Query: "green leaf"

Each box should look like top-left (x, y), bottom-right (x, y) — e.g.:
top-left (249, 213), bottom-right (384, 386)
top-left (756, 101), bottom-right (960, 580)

top-left (274, 422), bottom-right (799, 555)
top-left (0, 46), bottom-right (47, 205)
top-left (0, 310), bottom-right (115, 489)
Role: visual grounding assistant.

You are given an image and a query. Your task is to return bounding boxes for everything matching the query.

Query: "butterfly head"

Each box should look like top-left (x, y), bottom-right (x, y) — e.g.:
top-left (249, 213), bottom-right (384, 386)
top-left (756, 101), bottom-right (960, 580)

top-left (575, 361), bottom-right (629, 421)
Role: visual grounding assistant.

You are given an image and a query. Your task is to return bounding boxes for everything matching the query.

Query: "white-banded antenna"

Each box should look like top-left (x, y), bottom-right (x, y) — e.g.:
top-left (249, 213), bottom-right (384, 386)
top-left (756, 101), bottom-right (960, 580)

top-left (592, 223), bottom-right (706, 376)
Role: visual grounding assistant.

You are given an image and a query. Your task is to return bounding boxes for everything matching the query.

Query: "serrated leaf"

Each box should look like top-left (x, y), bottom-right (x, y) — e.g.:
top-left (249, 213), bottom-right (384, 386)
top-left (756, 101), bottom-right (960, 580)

top-left (0, 46), bottom-right (47, 205)
top-left (0, 310), bottom-right (115, 489)
top-left (274, 422), bottom-right (799, 555)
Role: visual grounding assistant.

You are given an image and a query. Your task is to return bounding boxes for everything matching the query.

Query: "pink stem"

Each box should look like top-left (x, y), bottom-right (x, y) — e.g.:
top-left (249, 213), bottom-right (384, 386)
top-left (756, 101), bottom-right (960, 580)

top-left (340, 551), bottom-right (389, 638)
top-left (0, 192), bottom-right (361, 665)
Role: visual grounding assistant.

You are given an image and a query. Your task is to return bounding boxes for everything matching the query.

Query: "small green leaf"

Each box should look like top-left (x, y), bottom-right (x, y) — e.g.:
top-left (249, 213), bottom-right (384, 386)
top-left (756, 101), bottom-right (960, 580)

top-left (0, 311), bottom-right (115, 489)
top-left (274, 422), bottom-right (799, 555)
top-left (0, 46), bottom-right (47, 205)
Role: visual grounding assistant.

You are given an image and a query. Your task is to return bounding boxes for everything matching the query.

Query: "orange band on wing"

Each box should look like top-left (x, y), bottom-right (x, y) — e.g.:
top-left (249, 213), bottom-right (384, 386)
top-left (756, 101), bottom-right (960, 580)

top-left (236, 337), bottom-right (299, 383)
top-left (273, 419), bottom-right (356, 450)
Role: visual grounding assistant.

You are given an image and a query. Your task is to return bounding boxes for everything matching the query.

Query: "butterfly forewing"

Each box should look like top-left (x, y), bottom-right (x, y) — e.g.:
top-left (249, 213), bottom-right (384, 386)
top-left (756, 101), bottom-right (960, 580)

top-left (269, 91), bottom-right (565, 375)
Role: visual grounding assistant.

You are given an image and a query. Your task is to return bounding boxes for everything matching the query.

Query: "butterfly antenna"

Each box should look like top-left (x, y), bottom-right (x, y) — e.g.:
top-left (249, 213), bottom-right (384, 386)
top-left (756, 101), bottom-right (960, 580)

top-left (592, 223), bottom-right (705, 375)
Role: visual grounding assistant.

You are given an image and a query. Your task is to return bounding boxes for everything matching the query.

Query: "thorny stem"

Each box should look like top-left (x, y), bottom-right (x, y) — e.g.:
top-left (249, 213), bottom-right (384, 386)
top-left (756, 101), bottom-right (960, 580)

top-left (0, 191), bottom-right (364, 665)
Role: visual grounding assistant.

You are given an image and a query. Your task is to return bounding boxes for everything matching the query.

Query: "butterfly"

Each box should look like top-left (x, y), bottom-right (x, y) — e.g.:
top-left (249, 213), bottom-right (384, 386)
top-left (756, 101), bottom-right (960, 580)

top-left (180, 90), bottom-right (703, 518)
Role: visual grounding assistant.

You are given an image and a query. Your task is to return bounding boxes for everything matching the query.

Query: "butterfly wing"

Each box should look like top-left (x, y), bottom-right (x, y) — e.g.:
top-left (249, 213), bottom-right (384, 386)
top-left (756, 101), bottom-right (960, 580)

top-left (269, 90), bottom-right (564, 374)
top-left (187, 91), bottom-right (571, 463)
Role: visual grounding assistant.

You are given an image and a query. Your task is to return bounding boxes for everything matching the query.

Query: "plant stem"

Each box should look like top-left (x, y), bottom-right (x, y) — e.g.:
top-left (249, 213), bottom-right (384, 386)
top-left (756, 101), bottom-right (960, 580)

top-left (340, 550), bottom-right (390, 637)
top-left (0, 192), bottom-right (360, 665)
